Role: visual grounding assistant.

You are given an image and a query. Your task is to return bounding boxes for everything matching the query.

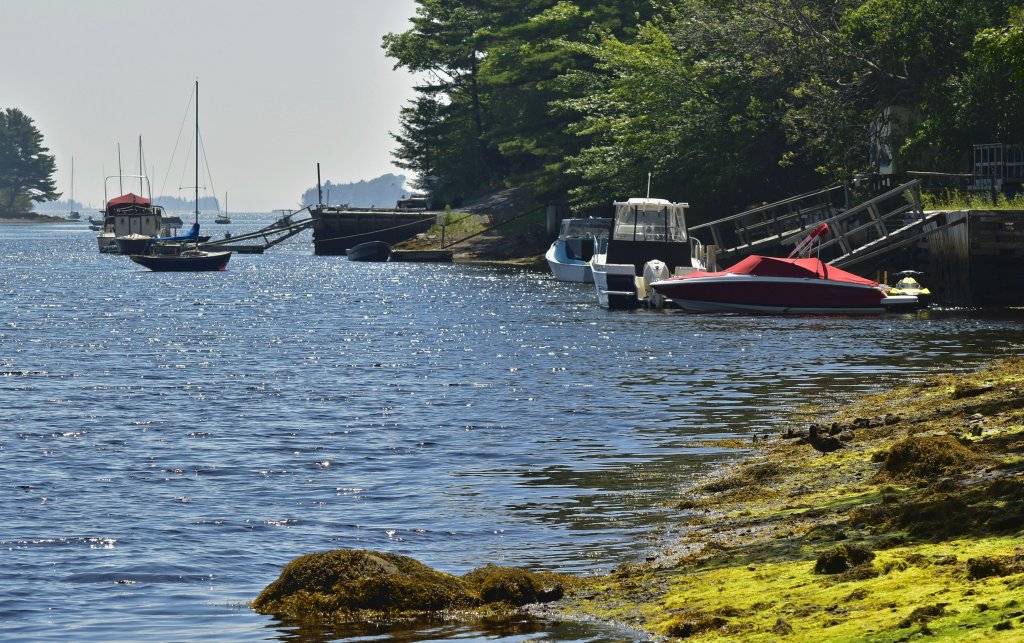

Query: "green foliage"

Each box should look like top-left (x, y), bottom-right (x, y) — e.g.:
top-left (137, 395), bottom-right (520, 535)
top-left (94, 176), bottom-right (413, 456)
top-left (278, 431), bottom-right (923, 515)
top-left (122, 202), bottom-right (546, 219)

top-left (0, 107), bottom-right (59, 215)
top-left (385, 1), bottom-right (1024, 219)
top-left (921, 190), bottom-right (1024, 210)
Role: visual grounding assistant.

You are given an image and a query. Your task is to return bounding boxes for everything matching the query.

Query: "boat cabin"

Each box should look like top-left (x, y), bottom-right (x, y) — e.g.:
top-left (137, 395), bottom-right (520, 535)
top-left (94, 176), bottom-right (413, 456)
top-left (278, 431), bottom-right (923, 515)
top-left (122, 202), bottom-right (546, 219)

top-left (103, 193), bottom-right (165, 238)
top-left (558, 217), bottom-right (611, 262)
top-left (607, 198), bottom-right (693, 273)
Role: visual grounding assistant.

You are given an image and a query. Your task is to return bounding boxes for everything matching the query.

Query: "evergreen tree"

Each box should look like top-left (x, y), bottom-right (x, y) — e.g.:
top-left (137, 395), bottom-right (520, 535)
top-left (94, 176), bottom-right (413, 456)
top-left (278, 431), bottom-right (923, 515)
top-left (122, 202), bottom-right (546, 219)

top-left (0, 108), bottom-right (59, 215)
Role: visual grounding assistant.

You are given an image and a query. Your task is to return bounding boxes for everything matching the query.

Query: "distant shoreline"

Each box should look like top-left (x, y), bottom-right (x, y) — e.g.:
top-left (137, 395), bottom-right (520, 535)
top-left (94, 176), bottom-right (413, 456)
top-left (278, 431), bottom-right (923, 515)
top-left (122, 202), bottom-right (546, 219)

top-left (0, 215), bottom-right (76, 223)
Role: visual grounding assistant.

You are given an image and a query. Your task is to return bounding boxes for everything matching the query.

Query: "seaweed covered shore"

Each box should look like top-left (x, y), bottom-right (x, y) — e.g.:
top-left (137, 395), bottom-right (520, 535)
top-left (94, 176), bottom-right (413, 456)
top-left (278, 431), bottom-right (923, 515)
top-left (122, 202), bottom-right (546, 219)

top-left (557, 356), bottom-right (1024, 640)
top-left (255, 357), bottom-right (1024, 641)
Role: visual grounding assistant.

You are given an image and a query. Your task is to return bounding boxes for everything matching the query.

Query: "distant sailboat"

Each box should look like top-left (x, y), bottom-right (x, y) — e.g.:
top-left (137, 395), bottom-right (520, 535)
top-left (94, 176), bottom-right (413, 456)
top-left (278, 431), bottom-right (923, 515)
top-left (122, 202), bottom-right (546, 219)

top-left (68, 157), bottom-right (80, 220)
top-left (215, 191), bottom-right (231, 224)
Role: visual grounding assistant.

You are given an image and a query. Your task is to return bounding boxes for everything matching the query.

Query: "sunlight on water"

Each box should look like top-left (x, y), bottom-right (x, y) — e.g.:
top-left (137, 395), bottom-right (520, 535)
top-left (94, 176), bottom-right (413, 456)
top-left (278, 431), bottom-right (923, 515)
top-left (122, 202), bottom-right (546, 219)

top-left (3, 217), bottom-right (1024, 641)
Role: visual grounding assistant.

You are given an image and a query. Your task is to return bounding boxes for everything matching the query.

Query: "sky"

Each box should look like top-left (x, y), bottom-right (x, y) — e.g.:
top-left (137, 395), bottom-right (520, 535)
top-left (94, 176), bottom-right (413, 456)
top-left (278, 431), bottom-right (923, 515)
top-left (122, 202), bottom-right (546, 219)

top-left (1, 0), bottom-right (420, 212)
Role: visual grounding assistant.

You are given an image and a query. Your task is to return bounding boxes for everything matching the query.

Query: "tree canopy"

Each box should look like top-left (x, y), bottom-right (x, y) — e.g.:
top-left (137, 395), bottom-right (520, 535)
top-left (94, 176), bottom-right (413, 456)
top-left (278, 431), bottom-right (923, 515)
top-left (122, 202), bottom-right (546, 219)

top-left (0, 108), bottom-right (59, 215)
top-left (384, 0), bottom-right (1020, 219)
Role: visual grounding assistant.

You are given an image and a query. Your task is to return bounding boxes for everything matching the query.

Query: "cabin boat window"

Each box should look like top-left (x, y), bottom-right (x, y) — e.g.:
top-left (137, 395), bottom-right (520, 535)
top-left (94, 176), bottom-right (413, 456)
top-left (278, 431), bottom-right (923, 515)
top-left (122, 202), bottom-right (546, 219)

top-left (613, 202), bottom-right (688, 242)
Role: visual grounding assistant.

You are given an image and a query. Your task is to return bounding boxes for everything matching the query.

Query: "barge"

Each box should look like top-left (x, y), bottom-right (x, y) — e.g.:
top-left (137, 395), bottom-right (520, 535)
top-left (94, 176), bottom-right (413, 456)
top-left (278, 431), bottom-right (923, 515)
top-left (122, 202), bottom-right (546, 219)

top-left (309, 205), bottom-right (439, 256)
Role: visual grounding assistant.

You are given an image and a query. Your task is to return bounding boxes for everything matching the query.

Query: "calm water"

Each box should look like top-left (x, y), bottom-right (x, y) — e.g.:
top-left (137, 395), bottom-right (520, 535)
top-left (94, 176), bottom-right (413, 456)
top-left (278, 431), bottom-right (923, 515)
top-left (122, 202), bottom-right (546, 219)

top-left (3, 216), bottom-right (1023, 642)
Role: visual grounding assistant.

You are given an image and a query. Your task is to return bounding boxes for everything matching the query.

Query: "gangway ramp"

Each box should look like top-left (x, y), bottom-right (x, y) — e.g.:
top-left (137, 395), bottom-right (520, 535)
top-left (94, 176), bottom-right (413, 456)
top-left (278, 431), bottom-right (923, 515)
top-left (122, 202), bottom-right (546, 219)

top-left (201, 207), bottom-right (314, 253)
top-left (691, 179), bottom-right (955, 270)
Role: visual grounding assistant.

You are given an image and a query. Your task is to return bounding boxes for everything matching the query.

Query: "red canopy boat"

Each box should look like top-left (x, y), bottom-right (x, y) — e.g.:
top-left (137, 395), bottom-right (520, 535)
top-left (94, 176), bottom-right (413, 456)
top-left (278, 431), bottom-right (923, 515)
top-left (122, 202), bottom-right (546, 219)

top-left (649, 225), bottom-right (917, 314)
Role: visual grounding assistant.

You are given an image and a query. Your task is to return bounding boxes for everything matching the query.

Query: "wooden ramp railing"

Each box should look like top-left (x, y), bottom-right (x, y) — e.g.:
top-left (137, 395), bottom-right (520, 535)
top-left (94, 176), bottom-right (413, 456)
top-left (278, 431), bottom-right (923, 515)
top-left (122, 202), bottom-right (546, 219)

top-left (690, 179), bottom-right (958, 269)
top-left (689, 184), bottom-right (845, 262)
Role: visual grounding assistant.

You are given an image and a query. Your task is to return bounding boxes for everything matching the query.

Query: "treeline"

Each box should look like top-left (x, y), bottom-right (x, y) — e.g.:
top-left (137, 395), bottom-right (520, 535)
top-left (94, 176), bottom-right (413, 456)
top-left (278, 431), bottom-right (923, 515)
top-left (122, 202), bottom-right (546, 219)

top-left (299, 173), bottom-right (410, 208)
top-left (385, 0), bottom-right (1024, 219)
top-left (153, 196), bottom-right (220, 212)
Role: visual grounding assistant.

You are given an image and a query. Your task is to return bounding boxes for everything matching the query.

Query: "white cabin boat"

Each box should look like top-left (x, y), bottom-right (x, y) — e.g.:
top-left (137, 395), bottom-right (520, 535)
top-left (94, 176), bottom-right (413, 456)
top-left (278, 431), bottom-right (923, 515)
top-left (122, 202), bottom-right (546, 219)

top-left (96, 176), bottom-right (165, 254)
top-left (590, 197), bottom-right (704, 309)
top-left (544, 217), bottom-right (611, 283)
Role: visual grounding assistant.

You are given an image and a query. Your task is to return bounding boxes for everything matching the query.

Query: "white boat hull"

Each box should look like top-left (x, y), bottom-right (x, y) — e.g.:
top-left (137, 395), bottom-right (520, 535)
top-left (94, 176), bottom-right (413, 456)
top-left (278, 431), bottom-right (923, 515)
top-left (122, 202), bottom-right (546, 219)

top-left (591, 253), bottom-right (641, 309)
top-left (545, 241), bottom-right (593, 283)
top-left (651, 274), bottom-right (918, 314)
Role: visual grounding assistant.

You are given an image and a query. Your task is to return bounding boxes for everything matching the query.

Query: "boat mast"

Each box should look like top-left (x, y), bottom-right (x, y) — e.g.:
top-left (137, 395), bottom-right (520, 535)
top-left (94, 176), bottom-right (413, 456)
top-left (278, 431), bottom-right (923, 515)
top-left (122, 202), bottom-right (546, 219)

top-left (70, 157), bottom-right (74, 212)
top-left (194, 79), bottom-right (199, 225)
top-left (138, 135), bottom-right (144, 196)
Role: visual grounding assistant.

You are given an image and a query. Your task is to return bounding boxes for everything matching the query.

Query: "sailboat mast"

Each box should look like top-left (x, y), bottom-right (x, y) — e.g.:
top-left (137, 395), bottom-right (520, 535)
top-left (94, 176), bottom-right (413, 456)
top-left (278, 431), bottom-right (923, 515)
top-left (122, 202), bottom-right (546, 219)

top-left (194, 79), bottom-right (199, 224)
top-left (138, 135), bottom-right (143, 195)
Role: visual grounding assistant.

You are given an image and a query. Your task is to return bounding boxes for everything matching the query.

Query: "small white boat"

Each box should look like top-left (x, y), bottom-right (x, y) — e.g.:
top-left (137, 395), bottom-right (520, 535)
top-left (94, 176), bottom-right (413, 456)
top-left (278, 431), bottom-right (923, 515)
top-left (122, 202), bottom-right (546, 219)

top-left (590, 197), bottom-right (704, 309)
top-left (544, 217), bottom-right (611, 283)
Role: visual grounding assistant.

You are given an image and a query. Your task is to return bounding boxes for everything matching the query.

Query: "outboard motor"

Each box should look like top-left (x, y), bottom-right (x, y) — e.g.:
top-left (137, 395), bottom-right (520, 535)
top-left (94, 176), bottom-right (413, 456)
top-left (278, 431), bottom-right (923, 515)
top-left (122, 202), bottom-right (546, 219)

top-left (642, 259), bottom-right (671, 308)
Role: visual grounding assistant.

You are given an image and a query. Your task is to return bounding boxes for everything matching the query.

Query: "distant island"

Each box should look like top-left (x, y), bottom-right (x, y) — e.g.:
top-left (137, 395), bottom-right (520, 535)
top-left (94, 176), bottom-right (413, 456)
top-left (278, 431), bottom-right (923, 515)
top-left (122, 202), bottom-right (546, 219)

top-left (26, 173), bottom-right (412, 216)
top-left (300, 173), bottom-right (411, 209)
top-left (31, 195), bottom-right (221, 215)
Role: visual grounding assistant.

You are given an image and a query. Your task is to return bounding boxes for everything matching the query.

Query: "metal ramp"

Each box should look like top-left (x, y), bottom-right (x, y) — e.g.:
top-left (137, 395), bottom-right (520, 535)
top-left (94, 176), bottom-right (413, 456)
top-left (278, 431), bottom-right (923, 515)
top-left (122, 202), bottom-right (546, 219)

top-left (690, 179), bottom-right (956, 269)
top-left (200, 208), bottom-right (314, 253)
top-left (689, 185), bottom-right (845, 262)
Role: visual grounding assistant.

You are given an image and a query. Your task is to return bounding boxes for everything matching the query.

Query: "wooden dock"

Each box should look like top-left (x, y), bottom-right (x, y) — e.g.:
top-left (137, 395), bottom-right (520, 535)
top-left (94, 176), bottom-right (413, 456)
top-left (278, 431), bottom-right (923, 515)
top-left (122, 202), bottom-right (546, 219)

top-left (923, 210), bottom-right (1024, 307)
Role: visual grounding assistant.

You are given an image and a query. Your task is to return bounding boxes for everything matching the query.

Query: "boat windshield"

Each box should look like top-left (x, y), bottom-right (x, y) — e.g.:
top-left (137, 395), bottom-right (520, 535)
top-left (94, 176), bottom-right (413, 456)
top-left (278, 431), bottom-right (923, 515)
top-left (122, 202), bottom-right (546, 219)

top-left (612, 199), bottom-right (688, 242)
top-left (562, 218), bottom-right (612, 239)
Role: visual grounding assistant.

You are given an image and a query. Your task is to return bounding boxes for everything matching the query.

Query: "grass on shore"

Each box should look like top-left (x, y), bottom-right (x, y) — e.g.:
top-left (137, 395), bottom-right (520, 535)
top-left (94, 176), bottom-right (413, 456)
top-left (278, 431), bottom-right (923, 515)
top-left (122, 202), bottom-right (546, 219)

top-left (922, 190), bottom-right (1024, 211)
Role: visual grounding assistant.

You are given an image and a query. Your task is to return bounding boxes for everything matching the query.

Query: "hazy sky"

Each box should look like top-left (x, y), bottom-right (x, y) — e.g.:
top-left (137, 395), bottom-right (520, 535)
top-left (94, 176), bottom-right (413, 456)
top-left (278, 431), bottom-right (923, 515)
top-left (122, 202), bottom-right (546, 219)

top-left (1, 0), bottom-right (419, 211)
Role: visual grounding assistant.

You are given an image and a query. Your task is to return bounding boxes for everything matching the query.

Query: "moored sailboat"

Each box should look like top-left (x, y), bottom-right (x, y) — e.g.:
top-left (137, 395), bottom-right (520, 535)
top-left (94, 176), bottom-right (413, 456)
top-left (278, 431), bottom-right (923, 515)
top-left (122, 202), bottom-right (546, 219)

top-left (130, 80), bottom-right (232, 272)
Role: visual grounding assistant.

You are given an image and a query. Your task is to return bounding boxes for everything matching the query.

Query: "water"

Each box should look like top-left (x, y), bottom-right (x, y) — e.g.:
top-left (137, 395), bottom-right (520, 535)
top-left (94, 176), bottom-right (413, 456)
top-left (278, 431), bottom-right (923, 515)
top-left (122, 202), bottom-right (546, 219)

top-left (3, 216), bottom-right (1023, 642)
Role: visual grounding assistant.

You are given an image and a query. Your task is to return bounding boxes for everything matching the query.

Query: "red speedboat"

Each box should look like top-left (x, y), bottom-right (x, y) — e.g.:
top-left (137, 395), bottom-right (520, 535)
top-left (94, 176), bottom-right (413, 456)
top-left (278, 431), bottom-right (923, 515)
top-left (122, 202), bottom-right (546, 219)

top-left (649, 224), bottom-right (917, 314)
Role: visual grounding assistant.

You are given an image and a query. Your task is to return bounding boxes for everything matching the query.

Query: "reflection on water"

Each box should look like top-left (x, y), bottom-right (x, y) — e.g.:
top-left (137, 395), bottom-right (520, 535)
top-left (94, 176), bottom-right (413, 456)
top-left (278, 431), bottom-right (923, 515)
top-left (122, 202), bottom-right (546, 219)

top-left (2, 218), bottom-right (1024, 641)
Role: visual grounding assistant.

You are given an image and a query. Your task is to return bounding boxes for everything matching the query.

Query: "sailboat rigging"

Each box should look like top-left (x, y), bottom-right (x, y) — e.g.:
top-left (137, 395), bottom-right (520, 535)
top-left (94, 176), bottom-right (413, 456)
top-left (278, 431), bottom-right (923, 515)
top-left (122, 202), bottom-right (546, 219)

top-left (67, 157), bottom-right (80, 220)
top-left (129, 80), bottom-right (232, 271)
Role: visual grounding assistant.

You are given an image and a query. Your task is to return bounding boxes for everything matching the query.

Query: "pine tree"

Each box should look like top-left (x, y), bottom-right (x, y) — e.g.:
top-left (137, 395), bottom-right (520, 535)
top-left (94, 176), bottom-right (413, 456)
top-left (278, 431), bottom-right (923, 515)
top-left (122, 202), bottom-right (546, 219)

top-left (0, 108), bottom-right (59, 215)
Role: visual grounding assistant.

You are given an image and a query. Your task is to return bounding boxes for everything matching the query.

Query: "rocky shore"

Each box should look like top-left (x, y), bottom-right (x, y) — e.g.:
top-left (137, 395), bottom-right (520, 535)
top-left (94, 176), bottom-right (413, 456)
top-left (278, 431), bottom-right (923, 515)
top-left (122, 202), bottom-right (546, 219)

top-left (552, 356), bottom-right (1024, 640)
top-left (255, 357), bottom-right (1024, 641)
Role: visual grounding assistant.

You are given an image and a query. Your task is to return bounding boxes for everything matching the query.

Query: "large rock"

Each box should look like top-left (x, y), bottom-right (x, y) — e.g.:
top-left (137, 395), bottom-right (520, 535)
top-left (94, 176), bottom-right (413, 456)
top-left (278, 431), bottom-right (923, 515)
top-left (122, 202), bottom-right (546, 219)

top-left (252, 550), bottom-right (480, 617)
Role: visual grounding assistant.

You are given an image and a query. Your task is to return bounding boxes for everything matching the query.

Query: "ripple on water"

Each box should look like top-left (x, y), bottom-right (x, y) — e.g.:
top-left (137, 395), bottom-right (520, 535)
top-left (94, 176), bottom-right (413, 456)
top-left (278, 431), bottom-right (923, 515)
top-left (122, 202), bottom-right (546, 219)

top-left (3, 224), bottom-right (1024, 641)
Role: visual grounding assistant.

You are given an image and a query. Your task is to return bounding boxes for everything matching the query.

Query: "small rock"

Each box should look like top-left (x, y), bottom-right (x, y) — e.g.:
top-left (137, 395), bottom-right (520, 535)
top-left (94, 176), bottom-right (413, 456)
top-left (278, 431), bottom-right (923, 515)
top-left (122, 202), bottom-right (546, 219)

top-left (773, 617), bottom-right (794, 635)
top-left (537, 583), bottom-right (564, 603)
top-left (884, 413), bottom-right (901, 425)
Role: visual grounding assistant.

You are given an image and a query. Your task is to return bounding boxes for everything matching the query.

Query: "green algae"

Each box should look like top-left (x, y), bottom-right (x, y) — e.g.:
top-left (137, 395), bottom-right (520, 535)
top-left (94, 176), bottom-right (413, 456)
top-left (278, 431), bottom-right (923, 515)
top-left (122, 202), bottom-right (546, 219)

top-left (252, 550), bottom-right (583, 630)
top-left (253, 358), bottom-right (1024, 640)
top-left (252, 550), bottom-right (480, 618)
top-left (558, 357), bottom-right (1024, 641)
